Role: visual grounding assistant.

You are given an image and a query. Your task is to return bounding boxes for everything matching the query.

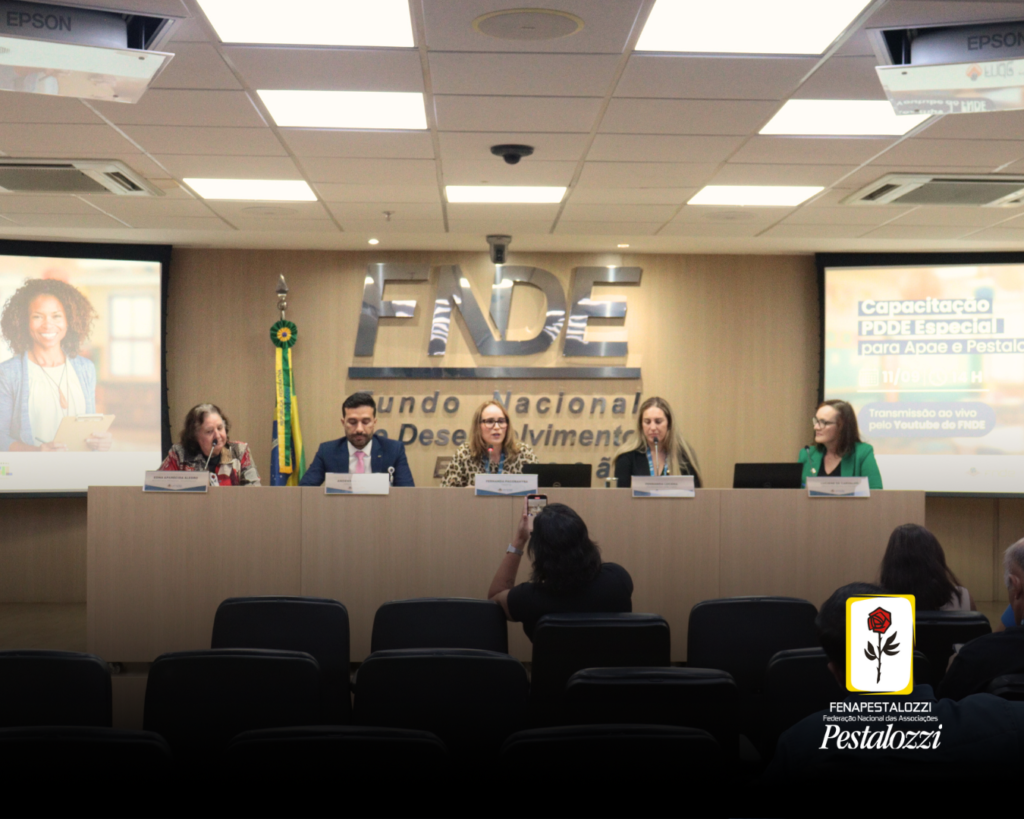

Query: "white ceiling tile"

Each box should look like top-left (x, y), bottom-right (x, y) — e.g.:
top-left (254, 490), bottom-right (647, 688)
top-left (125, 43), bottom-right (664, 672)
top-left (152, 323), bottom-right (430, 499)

top-left (761, 224), bottom-right (871, 239)
top-left (123, 216), bottom-right (233, 230)
top-left (832, 29), bottom-right (878, 57)
top-left (434, 96), bottom-right (601, 132)
top-left (81, 197), bottom-right (213, 219)
top-left (615, 55), bottom-right (814, 100)
top-left (158, 155), bottom-right (302, 178)
top-left (442, 160), bottom-right (576, 186)
top-left (792, 56), bottom-right (889, 101)
top-left (0, 91), bottom-right (102, 124)
top-left (917, 111), bottom-right (1024, 141)
top-left (657, 221), bottom-right (769, 237)
top-left (887, 208), bottom-right (1021, 228)
top-left (578, 162), bottom-right (718, 188)
top-left (151, 44), bottom-right (242, 90)
top-left (782, 206), bottom-right (910, 225)
top-left (301, 158), bottom-right (438, 185)
top-left (167, 14), bottom-right (214, 43)
top-left (121, 126), bottom-right (286, 156)
top-left (710, 163), bottom-right (857, 186)
top-left (281, 131), bottom-right (434, 159)
top-left (312, 184), bottom-right (441, 203)
top-left (429, 53), bottom-right (619, 96)
top-left (0, 124), bottom-right (134, 155)
top-left (559, 204), bottom-right (677, 222)
top-left (447, 203), bottom-right (559, 221)
top-left (588, 134), bottom-right (745, 164)
top-left (600, 99), bottom-right (779, 135)
top-left (0, 195), bottom-right (99, 214)
top-left (225, 218), bottom-right (341, 233)
top-left (94, 91), bottom-right (266, 127)
top-left (422, 0), bottom-right (644, 53)
top-left (986, 158), bottom-right (1024, 175)
top-left (960, 227), bottom-right (1024, 243)
top-left (861, 224), bottom-right (975, 240)
top-left (221, 47), bottom-right (425, 92)
top-left (554, 221), bottom-right (662, 235)
top-left (2, 213), bottom-right (126, 228)
top-left (879, 139), bottom-right (1024, 168)
top-left (730, 137), bottom-right (896, 165)
top-left (439, 132), bottom-right (589, 163)
top-left (567, 187), bottom-right (695, 204)
top-left (325, 203), bottom-right (443, 221)
top-left (448, 220), bottom-right (554, 234)
top-left (670, 206), bottom-right (793, 224)
top-left (203, 201), bottom-right (329, 220)
top-left (340, 220), bottom-right (447, 235)
top-left (865, 1), bottom-right (1024, 28)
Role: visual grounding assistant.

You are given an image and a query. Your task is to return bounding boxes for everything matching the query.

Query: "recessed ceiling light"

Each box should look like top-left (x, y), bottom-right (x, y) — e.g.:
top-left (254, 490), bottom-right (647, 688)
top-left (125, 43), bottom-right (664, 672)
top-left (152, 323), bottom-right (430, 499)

top-left (445, 186), bottom-right (566, 204)
top-left (688, 186), bottom-right (823, 206)
top-left (617, 243), bottom-right (630, 248)
top-left (196, 0), bottom-right (414, 46)
top-left (184, 178), bottom-right (317, 201)
top-left (636, 0), bottom-right (872, 55)
top-left (760, 100), bottom-right (931, 136)
top-left (368, 238), bottom-right (380, 245)
top-left (258, 90), bottom-right (427, 130)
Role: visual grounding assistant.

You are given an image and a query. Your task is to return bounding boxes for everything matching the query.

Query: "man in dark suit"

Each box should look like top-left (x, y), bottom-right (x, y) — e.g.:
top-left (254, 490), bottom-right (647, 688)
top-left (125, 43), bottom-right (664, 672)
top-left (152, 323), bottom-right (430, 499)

top-left (300, 392), bottom-right (414, 487)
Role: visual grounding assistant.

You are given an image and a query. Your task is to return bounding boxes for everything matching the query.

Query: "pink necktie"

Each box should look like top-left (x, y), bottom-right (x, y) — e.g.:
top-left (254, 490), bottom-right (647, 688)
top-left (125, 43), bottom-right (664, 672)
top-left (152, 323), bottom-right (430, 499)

top-left (355, 450), bottom-right (366, 474)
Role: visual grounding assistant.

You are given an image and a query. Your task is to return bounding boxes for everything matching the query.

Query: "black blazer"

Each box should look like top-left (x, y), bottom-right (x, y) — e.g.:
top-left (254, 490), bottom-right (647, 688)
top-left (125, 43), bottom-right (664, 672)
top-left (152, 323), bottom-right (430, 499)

top-left (614, 447), bottom-right (702, 489)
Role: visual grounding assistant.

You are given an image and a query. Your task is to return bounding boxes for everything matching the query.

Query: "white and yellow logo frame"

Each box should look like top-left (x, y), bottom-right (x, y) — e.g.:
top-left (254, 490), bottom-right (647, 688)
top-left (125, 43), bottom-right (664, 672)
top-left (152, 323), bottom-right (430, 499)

top-left (846, 594), bottom-right (916, 695)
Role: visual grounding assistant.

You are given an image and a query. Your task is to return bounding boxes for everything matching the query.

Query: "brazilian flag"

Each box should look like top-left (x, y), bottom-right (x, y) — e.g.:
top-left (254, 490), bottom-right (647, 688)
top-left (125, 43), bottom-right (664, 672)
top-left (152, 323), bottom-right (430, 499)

top-left (270, 319), bottom-right (305, 486)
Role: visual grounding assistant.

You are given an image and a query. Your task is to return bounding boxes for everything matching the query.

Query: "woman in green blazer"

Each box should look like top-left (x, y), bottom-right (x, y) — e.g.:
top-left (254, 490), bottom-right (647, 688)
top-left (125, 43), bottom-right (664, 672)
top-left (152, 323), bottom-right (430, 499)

top-left (799, 399), bottom-right (883, 489)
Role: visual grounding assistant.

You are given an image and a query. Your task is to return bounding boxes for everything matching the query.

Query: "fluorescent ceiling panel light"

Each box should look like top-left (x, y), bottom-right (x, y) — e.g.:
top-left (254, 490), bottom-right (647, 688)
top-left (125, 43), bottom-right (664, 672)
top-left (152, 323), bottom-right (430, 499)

top-left (446, 186), bottom-right (566, 204)
top-left (761, 100), bottom-right (931, 136)
top-left (196, 0), bottom-right (414, 46)
top-left (258, 90), bottom-right (427, 130)
top-left (0, 34), bottom-right (171, 104)
top-left (184, 179), bottom-right (317, 201)
top-left (688, 186), bottom-right (823, 206)
top-left (636, 0), bottom-right (872, 55)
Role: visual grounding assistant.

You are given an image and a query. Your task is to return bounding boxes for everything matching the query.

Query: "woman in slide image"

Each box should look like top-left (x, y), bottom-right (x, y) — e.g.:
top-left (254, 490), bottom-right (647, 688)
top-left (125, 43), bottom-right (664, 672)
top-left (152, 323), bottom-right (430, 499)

top-left (879, 523), bottom-right (975, 611)
top-left (613, 396), bottom-right (701, 489)
top-left (159, 403), bottom-right (260, 486)
top-left (799, 399), bottom-right (883, 489)
top-left (0, 278), bottom-right (111, 452)
top-left (440, 399), bottom-right (537, 487)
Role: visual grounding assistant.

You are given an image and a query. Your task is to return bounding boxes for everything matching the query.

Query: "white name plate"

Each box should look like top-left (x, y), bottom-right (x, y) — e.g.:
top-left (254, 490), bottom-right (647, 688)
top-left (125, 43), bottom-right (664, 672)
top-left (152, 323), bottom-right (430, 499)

top-left (474, 474), bottom-right (538, 496)
top-left (143, 471), bottom-right (208, 493)
top-left (807, 477), bottom-right (870, 498)
top-left (632, 476), bottom-right (695, 498)
top-left (325, 473), bottom-right (391, 495)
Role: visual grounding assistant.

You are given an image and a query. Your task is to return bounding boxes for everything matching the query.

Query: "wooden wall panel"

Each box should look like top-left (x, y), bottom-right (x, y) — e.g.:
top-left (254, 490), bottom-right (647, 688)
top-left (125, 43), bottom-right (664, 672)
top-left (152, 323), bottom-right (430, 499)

top-left (924, 497), bottom-right (996, 603)
top-left (0, 498), bottom-right (85, 602)
top-left (995, 498), bottom-right (1024, 596)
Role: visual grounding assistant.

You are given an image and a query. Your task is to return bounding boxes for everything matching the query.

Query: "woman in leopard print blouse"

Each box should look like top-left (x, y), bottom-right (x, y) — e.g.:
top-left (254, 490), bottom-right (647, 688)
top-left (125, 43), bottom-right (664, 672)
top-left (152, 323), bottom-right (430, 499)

top-left (440, 399), bottom-right (537, 487)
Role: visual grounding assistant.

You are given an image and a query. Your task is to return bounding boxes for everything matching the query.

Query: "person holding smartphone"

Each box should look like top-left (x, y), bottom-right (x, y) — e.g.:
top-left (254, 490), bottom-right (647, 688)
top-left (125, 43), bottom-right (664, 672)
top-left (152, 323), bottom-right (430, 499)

top-left (487, 497), bottom-right (633, 641)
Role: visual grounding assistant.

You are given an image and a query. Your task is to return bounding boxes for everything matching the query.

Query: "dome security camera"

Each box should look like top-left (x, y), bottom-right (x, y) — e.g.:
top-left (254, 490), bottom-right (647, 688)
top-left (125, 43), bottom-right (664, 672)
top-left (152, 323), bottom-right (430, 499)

top-left (490, 144), bottom-right (535, 165)
top-left (487, 235), bottom-right (511, 265)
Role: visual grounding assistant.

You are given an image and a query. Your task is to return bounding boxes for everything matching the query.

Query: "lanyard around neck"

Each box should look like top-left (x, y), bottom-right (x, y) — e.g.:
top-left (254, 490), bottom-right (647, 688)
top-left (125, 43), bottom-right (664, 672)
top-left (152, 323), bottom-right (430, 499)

top-left (646, 447), bottom-right (668, 477)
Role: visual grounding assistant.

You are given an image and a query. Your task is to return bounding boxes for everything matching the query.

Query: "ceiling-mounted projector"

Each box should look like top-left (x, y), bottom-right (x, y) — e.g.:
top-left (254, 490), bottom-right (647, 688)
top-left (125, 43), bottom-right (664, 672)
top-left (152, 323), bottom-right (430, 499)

top-left (0, 0), bottom-right (175, 104)
top-left (871, 20), bottom-right (1024, 116)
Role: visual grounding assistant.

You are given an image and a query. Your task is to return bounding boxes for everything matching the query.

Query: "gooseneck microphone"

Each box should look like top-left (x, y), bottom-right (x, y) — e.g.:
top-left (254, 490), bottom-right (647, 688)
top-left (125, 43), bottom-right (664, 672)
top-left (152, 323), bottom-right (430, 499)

top-left (204, 433), bottom-right (220, 485)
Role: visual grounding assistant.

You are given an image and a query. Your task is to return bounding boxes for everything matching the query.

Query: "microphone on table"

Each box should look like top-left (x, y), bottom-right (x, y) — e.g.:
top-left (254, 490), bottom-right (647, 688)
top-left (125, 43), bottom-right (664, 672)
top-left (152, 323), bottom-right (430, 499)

top-left (650, 431), bottom-right (660, 475)
top-left (204, 433), bottom-right (219, 485)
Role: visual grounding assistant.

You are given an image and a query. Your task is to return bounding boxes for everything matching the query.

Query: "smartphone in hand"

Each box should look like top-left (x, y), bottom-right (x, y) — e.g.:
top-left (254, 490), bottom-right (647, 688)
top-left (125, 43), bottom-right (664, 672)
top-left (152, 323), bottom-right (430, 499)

top-left (527, 494), bottom-right (547, 517)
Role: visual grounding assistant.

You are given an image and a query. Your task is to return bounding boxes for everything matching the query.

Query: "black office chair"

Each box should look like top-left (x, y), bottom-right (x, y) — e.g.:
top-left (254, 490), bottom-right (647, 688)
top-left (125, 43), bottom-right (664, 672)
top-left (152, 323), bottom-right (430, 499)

top-left (915, 611), bottom-right (991, 688)
top-left (353, 648), bottom-right (528, 758)
top-left (370, 598), bottom-right (508, 653)
top-left (986, 674), bottom-right (1024, 701)
top-left (143, 648), bottom-right (321, 766)
top-left (530, 613), bottom-right (671, 726)
top-left (211, 595), bottom-right (351, 723)
top-left (562, 667), bottom-right (739, 758)
top-left (0, 650), bottom-right (112, 727)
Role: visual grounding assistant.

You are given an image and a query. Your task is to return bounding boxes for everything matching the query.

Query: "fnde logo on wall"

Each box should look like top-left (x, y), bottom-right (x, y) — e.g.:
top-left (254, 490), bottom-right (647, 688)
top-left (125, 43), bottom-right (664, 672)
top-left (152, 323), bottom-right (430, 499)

top-left (846, 595), bottom-right (915, 694)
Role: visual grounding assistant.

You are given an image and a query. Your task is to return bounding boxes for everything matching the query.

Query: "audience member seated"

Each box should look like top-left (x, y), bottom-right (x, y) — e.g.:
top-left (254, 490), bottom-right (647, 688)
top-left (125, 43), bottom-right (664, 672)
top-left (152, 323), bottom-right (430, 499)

top-left (765, 581), bottom-right (1024, 781)
top-left (487, 499), bottom-right (632, 641)
top-left (940, 538), bottom-right (1024, 700)
top-left (879, 524), bottom-right (975, 611)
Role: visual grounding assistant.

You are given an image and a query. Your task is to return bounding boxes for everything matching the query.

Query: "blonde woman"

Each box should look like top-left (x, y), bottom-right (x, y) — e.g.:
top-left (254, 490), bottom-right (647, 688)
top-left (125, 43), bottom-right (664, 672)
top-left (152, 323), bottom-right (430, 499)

top-left (613, 396), bottom-right (701, 489)
top-left (440, 399), bottom-right (537, 487)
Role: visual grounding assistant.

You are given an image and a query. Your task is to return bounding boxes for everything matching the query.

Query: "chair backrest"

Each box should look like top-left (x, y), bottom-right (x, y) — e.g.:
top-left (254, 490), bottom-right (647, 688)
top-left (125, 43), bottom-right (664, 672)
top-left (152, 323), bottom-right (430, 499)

top-left (986, 673), bottom-right (1024, 701)
top-left (530, 613), bottom-right (671, 724)
top-left (211, 596), bottom-right (350, 723)
top-left (687, 597), bottom-right (819, 697)
top-left (370, 598), bottom-right (508, 654)
top-left (353, 648), bottom-right (528, 757)
top-left (762, 648), bottom-right (842, 756)
top-left (915, 611), bottom-right (991, 687)
top-left (143, 648), bottom-right (321, 765)
top-left (0, 726), bottom-right (171, 773)
top-left (0, 650), bottom-right (111, 727)
top-left (562, 667), bottom-right (739, 757)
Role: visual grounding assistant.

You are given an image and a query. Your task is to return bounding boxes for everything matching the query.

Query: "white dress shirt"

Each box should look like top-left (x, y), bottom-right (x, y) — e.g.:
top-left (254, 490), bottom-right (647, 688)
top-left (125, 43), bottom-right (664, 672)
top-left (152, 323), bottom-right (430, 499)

top-left (347, 439), bottom-right (373, 473)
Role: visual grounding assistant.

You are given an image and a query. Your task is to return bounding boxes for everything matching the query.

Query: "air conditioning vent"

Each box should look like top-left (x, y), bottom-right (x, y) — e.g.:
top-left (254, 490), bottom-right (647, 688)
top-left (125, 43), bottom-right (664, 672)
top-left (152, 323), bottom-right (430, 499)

top-left (843, 174), bottom-right (1024, 207)
top-left (0, 160), bottom-right (161, 196)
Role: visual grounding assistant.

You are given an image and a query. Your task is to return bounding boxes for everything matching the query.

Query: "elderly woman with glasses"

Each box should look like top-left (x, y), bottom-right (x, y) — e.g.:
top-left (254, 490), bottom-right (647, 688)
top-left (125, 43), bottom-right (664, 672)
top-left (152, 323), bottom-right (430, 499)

top-left (799, 399), bottom-right (883, 489)
top-left (440, 399), bottom-right (537, 487)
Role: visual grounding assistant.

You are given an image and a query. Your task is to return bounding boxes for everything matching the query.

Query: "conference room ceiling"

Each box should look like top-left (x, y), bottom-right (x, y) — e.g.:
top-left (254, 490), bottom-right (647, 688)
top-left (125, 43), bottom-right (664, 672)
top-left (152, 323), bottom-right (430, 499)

top-left (3, 0), bottom-right (1024, 253)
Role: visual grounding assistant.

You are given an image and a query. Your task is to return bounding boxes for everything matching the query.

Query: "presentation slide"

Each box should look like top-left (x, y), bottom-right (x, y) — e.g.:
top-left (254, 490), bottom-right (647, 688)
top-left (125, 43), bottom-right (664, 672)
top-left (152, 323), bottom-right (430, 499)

top-left (824, 261), bottom-right (1024, 493)
top-left (0, 252), bottom-right (163, 492)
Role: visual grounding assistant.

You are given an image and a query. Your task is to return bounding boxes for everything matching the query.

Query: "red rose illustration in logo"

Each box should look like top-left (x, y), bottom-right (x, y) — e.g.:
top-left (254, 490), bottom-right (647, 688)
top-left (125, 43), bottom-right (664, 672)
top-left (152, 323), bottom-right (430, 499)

top-left (868, 607), bottom-right (892, 634)
top-left (864, 606), bottom-right (900, 684)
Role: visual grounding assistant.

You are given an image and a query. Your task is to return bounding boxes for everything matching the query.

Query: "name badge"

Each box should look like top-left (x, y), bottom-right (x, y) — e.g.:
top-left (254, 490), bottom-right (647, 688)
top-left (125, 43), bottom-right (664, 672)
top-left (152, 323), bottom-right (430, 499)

top-left (474, 474), bottom-right (538, 496)
top-left (143, 471), bottom-right (209, 493)
top-left (325, 473), bottom-right (391, 495)
top-left (631, 476), bottom-right (695, 498)
top-left (807, 477), bottom-right (870, 498)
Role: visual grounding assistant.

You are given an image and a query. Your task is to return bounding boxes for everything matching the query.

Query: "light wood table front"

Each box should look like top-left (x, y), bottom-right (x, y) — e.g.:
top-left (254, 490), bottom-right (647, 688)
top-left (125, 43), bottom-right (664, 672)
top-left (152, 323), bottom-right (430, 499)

top-left (87, 487), bottom-right (924, 663)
